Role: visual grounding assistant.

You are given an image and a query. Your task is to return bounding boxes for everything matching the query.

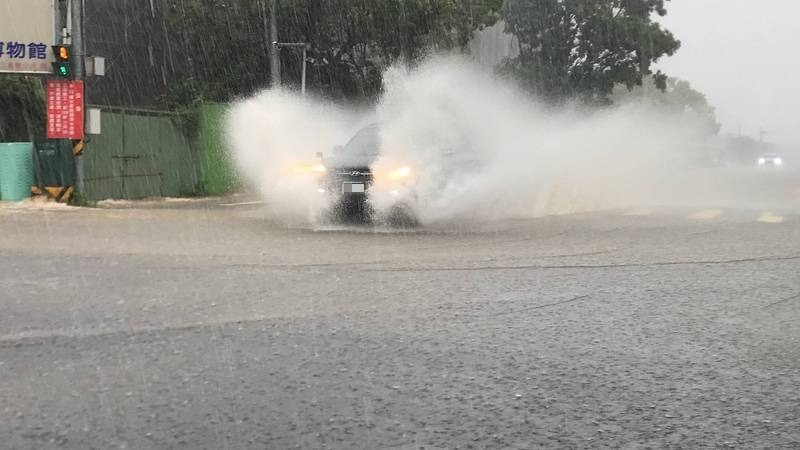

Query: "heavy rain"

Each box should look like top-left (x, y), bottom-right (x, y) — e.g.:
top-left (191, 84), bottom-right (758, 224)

top-left (1, 0), bottom-right (799, 448)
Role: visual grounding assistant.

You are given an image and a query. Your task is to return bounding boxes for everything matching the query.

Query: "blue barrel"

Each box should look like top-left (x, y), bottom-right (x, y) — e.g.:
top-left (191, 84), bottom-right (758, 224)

top-left (0, 142), bottom-right (34, 202)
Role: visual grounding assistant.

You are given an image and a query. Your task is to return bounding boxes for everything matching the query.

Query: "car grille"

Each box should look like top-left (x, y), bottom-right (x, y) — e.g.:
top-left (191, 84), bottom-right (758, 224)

top-left (330, 167), bottom-right (373, 187)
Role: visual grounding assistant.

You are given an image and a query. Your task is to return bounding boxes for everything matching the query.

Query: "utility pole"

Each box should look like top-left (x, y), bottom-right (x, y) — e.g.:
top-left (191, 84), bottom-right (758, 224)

top-left (71, 0), bottom-right (85, 79)
top-left (301, 45), bottom-right (307, 96)
top-left (269, 0), bottom-right (280, 87)
top-left (71, 0), bottom-right (86, 194)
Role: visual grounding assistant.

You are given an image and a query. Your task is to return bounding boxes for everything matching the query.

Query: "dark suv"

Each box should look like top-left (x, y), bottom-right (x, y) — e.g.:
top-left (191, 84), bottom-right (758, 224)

top-left (320, 125), bottom-right (416, 226)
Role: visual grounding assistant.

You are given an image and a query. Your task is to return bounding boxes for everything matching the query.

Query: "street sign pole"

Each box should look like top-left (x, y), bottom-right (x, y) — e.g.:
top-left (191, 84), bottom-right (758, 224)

top-left (301, 46), bottom-right (307, 97)
top-left (273, 42), bottom-right (310, 96)
top-left (70, 0), bottom-right (85, 193)
top-left (269, 0), bottom-right (280, 87)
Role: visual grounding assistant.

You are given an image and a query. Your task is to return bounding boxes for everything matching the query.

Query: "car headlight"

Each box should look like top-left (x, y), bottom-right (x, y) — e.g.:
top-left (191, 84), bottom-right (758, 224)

top-left (758, 158), bottom-right (766, 165)
top-left (388, 167), bottom-right (412, 180)
top-left (291, 163), bottom-right (327, 175)
top-left (775, 158), bottom-right (783, 166)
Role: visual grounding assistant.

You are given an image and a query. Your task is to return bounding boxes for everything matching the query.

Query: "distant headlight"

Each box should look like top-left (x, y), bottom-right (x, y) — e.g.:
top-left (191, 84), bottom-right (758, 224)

top-left (775, 158), bottom-right (783, 166)
top-left (758, 158), bottom-right (766, 165)
top-left (388, 167), bottom-right (412, 180)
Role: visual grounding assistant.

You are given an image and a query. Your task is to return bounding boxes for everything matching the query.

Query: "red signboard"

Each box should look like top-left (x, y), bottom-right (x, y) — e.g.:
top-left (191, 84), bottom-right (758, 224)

top-left (46, 80), bottom-right (84, 139)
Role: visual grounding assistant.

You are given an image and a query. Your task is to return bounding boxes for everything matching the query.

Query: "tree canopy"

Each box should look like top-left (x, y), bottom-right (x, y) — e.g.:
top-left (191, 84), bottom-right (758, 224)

top-left (3, 0), bottom-right (691, 142)
top-left (166, 0), bottom-right (503, 104)
top-left (166, 0), bottom-right (682, 106)
top-left (502, 0), bottom-right (680, 104)
top-left (0, 76), bottom-right (45, 142)
top-left (612, 76), bottom-right (721, 136)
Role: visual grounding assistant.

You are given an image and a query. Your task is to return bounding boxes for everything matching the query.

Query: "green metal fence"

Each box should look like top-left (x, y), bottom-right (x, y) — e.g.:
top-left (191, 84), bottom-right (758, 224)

top-left (196, 103), bottom-right (238, 195)
top-left (84, 107), bottom-right (200, 200)
top-left (82, 104), bottom-right (237, 201)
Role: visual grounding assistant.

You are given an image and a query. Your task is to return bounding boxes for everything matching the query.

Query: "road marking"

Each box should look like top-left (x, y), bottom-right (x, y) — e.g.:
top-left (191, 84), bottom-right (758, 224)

top-left (623, 208), bottom-right (654, 216)
top-left (757, 212), bottom-right (784, 224)
top-left (219, 201), bottom-right (265, 207)
top-left (689, 209), bottom-right (723, 220)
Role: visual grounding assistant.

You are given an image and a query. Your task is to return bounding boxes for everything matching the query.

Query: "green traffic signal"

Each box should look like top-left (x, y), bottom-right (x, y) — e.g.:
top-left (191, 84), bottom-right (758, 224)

top-left (53, 62), bottom-right (71, 78)
top-left (51, 45), bottom-right (72, 78)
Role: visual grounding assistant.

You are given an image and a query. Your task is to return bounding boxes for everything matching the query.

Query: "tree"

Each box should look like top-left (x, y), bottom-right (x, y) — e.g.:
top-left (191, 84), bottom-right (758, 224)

top-left (502, 0), bottom-right (680, 104)
top-left (612, 76), bottom-right (721, 136)
top-left (164, 0), bottom-right (502, 104)
top-left (166, 0), bottom-right (272, 103)
top-left (0, 76), bottom-right (46, 142)
top-left (290, 0), bottom-right (502, 100)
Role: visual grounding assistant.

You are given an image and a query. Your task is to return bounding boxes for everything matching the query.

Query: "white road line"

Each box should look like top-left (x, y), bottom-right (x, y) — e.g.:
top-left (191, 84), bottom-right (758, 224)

top-left (219, 201), bottom-right (265, 207)
top-left (757, 212), bottom-right (785, 224)
top-left (689, 209), bottom-right (723, 220)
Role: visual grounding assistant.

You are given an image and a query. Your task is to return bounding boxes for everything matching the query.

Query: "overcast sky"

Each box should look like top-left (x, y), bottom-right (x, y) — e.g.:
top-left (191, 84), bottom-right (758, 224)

top-left (656, 0), bottom-right (800, 150)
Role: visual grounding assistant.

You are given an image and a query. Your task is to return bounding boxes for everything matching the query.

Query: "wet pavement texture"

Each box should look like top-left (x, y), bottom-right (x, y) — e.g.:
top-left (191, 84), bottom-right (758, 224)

top-left (1, 201), bottom-right (799, 449)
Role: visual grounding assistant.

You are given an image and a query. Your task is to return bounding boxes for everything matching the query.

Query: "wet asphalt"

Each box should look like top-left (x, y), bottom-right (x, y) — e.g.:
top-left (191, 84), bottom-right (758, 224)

top-left (0, 198), bottom-right (799, 449)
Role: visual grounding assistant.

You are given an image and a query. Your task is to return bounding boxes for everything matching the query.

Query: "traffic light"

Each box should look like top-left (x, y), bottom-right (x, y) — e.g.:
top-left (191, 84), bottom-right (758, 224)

top-left (52, 45), bottom-right (72, 78)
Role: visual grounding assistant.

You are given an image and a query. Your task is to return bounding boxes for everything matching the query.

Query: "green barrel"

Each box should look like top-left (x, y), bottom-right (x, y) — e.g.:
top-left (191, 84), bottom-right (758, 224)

top-left (0, 142), bottom-right (34, 202)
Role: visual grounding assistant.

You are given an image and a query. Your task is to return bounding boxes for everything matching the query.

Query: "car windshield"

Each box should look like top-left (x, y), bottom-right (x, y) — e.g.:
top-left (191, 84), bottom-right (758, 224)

top-left (343, 125), bottom-right (379, 157)
top-left (331, 125), bottom-right (381, 166)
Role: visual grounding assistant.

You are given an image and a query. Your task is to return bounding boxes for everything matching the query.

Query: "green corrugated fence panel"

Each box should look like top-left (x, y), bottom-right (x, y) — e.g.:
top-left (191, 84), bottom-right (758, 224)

top-left (148, 115), bottom-right (199, 197)
top-left (121, 114), bottom-right (163, 199)
top-left (84, 111), bottom-right (124, 200)
top-left (83, 110), bottom-right (201, 201)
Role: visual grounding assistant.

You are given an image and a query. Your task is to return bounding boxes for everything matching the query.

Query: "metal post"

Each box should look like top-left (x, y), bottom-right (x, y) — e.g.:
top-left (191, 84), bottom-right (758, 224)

top-left (64, 0), bottom-right (72, 45)
top-left (71, 0), bottom-right (86, 194)
top-left (57, 0), bottom-right (66, 45)
top-left (301, 46), bottom-right (307, 97)
top-left (269, 0), bottom-right (280, 87)
top-left (71, 0), bottom-right (85, 79)
top-left (273, 42), bottom-right (309, 96)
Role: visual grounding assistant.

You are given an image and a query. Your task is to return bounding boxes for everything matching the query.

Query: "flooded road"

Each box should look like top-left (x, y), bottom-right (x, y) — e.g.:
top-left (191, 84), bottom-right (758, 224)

top-left (1, 197), bottom-right (799, 448)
